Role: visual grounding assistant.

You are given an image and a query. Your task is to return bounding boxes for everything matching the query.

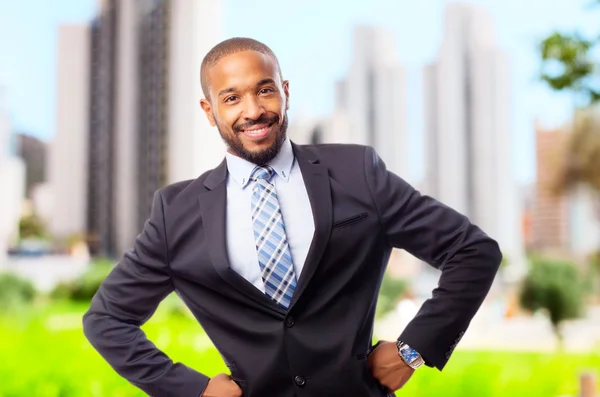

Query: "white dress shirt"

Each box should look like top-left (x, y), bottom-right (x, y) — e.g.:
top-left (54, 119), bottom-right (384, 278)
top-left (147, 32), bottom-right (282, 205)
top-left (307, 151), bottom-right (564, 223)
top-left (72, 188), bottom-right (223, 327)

top-left (225, 138), bottom-right (314, 293)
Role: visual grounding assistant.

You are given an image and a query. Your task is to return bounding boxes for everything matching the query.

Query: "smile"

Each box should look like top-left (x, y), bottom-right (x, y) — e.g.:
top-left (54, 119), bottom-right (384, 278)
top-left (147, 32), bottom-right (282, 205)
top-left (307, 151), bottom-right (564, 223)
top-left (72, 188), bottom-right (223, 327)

top-left (241, 123), bottom-right (274, 140)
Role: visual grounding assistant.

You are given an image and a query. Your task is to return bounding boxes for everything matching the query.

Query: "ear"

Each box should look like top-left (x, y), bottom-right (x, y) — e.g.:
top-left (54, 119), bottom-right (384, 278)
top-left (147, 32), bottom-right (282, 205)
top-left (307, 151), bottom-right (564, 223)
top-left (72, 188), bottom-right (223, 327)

top-left (282, 80), bottom-right (290, 110)
top-left (200, 98), bottom-right (216, 126)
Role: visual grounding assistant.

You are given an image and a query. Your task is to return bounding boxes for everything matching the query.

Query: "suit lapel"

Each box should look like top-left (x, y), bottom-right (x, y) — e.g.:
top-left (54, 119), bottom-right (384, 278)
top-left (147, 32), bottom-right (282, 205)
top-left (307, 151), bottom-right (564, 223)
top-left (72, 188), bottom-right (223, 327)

top-left (289, 143), bottom-right (332, 309)
top-left (198, 159), bottom-right (286, 316)
top-left (198, 143), bottom-right (332, 313)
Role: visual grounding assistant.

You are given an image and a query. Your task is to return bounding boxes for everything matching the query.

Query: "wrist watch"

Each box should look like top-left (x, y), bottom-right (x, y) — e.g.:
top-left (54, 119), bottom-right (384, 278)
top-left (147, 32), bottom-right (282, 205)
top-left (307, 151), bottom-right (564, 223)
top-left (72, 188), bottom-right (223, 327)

top-left (396, 340), bottom-right (425, 369)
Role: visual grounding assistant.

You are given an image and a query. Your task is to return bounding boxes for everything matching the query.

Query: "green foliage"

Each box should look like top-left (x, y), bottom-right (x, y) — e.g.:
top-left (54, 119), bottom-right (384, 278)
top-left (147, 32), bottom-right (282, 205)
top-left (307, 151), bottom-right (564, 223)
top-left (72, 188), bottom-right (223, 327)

top-left (0, 302), bottom-right (226, 397)
top-left (160, 291), bottom-right (194, 318)
top-left (590, 250), bottom-right (600, 275)
top-left (537, 2), bottom-right (600, 229)
top-left (19, 213), bottom-right (48, 240)
top-left (397, 350), bottom-right (600, 397)
top-left (0, 302), bottom-right (598, 396)
top-left (540, 32), bottom-right (599, 104)
top-left (500, 255), bottom-right (509, 268)
top-left (376, 274), bottom-right (409, 318)
top-left (0, 272), bottom-right (36, 313)
top-left (519, 258), bottom-right (585, 343)
top-left (586, 250), bottom-right (600, 295)
top-left (537, 0), bottom-right (600, 107)
top-left (51, 258), bottom-right (115, 302)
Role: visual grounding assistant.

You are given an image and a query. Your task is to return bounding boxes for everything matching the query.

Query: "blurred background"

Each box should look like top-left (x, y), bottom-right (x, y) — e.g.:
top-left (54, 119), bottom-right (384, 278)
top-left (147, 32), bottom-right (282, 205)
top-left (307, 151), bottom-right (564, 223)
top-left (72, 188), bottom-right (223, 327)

top-left (1, 0), bottom-right (600, 396)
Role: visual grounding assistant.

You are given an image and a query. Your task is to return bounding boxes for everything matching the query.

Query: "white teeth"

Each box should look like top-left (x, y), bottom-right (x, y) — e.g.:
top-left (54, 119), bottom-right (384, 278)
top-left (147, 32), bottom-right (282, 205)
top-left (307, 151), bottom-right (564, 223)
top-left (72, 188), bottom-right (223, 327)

top-left (245, 126), bottom-right (268, 134)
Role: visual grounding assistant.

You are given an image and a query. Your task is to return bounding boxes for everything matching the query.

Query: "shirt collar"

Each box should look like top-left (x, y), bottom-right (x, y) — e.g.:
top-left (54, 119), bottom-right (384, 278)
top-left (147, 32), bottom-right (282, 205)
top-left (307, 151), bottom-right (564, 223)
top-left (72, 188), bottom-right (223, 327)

top-left (225, 138), bottom-right (294, 188)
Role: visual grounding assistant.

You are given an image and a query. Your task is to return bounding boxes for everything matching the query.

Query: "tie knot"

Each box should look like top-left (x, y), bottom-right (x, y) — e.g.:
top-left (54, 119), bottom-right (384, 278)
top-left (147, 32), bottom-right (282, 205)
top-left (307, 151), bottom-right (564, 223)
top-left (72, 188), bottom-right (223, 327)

top-left (250, 165), bottom-right (274, 182)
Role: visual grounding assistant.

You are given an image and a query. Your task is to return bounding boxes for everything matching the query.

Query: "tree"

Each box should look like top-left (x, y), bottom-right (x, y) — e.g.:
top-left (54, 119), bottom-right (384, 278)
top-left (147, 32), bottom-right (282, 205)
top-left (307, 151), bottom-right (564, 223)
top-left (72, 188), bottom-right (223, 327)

top-left (538, 2), bottom-right (600, 245)
top-left (375, 274), bottom-right (409, 319)
top-left (540, 32), bottom-right (600, 106)
top-left (519, 258), bottom-right (585, 349)
top-left (551, 107), bottom-right (600, 193)
top-left (18, 213), bottom-right (47, 240)
top-left (0, 273), bottom-right (36, 313)
top-left (537, 0), bottom-right (600, 99)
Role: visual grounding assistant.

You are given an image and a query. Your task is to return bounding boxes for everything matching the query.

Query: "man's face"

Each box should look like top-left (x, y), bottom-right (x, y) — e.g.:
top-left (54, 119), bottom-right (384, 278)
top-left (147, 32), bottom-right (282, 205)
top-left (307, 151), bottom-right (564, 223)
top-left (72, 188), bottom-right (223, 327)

top-left (200, 50), bottom-right (290, 165)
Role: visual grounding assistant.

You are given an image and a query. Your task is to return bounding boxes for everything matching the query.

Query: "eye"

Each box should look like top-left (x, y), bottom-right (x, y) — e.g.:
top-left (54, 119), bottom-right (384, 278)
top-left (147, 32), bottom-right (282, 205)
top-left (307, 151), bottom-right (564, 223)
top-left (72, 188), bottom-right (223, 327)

top-left (224, 95), bottom-right (238, 103)
top-left (259, 88), bottom-right (275, 95)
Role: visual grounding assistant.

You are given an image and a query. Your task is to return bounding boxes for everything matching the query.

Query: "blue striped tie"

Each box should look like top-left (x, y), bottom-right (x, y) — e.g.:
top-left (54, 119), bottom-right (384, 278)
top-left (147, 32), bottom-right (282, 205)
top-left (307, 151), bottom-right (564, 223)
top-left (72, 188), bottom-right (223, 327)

top-left (250, 165), bottom-right (297, 309)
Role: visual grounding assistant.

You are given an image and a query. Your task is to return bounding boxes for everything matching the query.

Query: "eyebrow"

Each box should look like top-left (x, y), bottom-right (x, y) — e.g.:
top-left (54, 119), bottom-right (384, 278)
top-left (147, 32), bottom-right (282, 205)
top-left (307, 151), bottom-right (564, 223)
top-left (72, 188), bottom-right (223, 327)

top-left (218, 87), bottom-right (236, 97)
top-left (256, 78), bottom-right (276, 86)
top-left (217, 78), bottom-right (277, 97)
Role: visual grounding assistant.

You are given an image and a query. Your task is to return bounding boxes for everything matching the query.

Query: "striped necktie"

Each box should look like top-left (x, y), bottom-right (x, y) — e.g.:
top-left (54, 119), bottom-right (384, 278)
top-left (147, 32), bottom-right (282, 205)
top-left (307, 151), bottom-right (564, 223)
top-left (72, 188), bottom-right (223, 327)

top-left (250, 165), bottom-right (297, 309)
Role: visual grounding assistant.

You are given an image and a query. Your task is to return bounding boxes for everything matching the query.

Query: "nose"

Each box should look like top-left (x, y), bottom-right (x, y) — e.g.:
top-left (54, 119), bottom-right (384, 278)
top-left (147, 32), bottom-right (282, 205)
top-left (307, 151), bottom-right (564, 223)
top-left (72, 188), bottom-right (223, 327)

top-left (243, 95), bottom-right (265, 120)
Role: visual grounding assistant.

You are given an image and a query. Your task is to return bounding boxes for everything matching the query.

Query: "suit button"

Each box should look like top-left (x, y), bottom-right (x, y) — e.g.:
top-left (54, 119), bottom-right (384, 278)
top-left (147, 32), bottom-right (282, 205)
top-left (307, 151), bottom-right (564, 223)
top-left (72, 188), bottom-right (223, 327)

top-left (285, 316), bottom-right (295, 327)
top-left (294, 375), bottom-right (306, 387)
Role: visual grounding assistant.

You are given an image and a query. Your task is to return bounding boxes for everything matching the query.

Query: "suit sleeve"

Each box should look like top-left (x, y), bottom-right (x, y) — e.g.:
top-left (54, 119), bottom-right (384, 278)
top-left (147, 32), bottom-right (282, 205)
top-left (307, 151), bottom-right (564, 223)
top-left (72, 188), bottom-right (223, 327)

top-left (82, 190), bottom-right (210, 397)
top-left (363, 146), bottom-right (502, 370)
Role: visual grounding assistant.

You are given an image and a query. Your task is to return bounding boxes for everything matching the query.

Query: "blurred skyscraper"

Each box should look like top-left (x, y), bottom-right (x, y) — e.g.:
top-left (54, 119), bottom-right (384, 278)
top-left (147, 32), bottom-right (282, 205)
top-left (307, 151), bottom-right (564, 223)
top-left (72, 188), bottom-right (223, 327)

top-left (0, 87), bottom-right (26, 265)
top-left (287, 111), bottom-right (353, 148)
top-left (15, 133), bottom-right (47, 198)
top-left (423, 4), bottom-right (525, 274)
top-left (292, 26), bottom-right (418, 278)
top-left (49, 24), bottom-right (90, 248)
top-left (532, 121), bottom-right (600, 257)
top-left (531, 123), bottom-right (570, 253)
top-left (335, 26), bottom-right (408, 178)
top-left (87, 2), bottom-right (116, 257)
top-left (568, 187), bottom-right (600, 256)
top-left (0, 88), bottom-right (10, 158)
top-left (50, 0), bottom-right (222, 257)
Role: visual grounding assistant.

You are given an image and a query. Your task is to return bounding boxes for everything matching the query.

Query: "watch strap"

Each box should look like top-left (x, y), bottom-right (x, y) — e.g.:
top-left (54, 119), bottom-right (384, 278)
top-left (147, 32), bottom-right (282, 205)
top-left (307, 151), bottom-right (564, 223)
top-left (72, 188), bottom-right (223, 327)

top-left (396, 340), bottom-right (425, 369)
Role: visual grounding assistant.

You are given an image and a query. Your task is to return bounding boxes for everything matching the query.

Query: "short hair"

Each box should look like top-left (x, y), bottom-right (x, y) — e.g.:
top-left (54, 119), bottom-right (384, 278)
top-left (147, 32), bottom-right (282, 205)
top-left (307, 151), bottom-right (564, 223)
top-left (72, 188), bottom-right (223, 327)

top-left (200, 37), bottom-right (283, 100)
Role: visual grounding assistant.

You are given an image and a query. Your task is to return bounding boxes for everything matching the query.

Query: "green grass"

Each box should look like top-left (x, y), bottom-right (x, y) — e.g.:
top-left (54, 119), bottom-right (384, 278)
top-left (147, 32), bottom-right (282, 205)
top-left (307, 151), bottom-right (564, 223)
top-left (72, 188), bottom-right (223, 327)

top-left (0, 300), bottom-right (226, 397)
top-left (0, 301), bottom-right (598, 396)
top-left (398, 350), bottom-right (600, 397)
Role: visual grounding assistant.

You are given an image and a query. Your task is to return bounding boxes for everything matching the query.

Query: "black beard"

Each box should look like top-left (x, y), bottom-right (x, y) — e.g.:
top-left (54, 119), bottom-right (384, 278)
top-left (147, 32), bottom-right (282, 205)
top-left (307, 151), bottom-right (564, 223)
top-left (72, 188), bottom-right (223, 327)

top-left (217, 113), bottom-right (288, 165)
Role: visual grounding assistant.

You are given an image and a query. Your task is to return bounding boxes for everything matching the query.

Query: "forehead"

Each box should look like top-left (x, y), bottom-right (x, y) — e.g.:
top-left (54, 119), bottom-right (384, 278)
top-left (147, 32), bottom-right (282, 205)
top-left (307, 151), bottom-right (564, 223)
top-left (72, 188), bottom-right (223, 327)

top-left (207, 50), bottom-right (279, 92)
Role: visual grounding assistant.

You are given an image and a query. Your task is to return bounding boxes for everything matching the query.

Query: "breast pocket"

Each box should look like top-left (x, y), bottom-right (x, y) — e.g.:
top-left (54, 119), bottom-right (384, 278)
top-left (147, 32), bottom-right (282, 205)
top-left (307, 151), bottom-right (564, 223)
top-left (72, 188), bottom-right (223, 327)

top-left (332, 212), bottom-right (369, 229)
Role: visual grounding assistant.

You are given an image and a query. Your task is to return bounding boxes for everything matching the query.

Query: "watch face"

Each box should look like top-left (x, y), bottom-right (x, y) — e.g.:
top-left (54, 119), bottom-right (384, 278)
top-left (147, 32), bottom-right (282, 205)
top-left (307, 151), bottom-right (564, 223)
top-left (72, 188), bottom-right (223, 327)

top-left (401, 347), bottom-right (420, 363)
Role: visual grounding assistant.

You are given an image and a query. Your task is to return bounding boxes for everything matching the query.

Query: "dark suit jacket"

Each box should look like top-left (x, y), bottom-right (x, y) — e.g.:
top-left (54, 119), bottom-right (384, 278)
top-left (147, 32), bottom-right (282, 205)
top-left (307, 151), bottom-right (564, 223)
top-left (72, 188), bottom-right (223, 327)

top-left (83, 143), bottom-right (502, 397)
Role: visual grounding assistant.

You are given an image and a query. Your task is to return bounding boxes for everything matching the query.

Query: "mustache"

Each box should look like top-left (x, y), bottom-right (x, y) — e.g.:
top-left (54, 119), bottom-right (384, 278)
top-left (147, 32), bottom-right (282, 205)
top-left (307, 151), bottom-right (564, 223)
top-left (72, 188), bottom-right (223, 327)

top-left (234, 114), bottom-right (279, 132)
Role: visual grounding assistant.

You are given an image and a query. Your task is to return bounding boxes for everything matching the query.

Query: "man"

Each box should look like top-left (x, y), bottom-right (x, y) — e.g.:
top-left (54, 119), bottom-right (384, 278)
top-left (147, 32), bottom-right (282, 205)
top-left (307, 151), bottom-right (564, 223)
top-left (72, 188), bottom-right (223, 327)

top-left (83, 37), bottom-right (502, 397)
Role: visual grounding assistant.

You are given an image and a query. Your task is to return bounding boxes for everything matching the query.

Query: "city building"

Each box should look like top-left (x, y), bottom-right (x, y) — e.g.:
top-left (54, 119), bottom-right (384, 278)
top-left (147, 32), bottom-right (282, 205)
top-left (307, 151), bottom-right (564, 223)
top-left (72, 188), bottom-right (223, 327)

top-left (31, 183), bottom-right (54, 228)
top-left (0, 87), bottom-right (26, 266)
top-left (113, 0), bottom-right (140, 258)
top-left (15, 133), bottom-right (47, 198)
top-left (48, 24), bottom-right (90, 245)
top-left (84, 0), bottom-right (222, 257)
top-left (336, 26), bottom-right (408, 178)
top-left (530, 123), bottom-right (570, 253)
top-left (288, 26), bottom-right (415, 278)
top-left (287, 110), bottom-right (354, 146)
top-left (134, 0), bottom-right (223, 239)
top-left (531, 121), bottom-right (600, 257)
top-left (423, 4), bottom-right (525, 276)
top-left (0, 87), bottom-right (11, 159)
top-left (87, 1), bottom-right (117, 256)
top-left (568, 186), bottom-right (600, 256)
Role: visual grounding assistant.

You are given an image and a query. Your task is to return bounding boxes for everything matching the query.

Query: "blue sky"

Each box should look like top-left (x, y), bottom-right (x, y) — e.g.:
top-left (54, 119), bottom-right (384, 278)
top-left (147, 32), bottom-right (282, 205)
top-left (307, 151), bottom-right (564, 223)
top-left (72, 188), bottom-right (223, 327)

top-left (0, 0), bottom-right (598, 184)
